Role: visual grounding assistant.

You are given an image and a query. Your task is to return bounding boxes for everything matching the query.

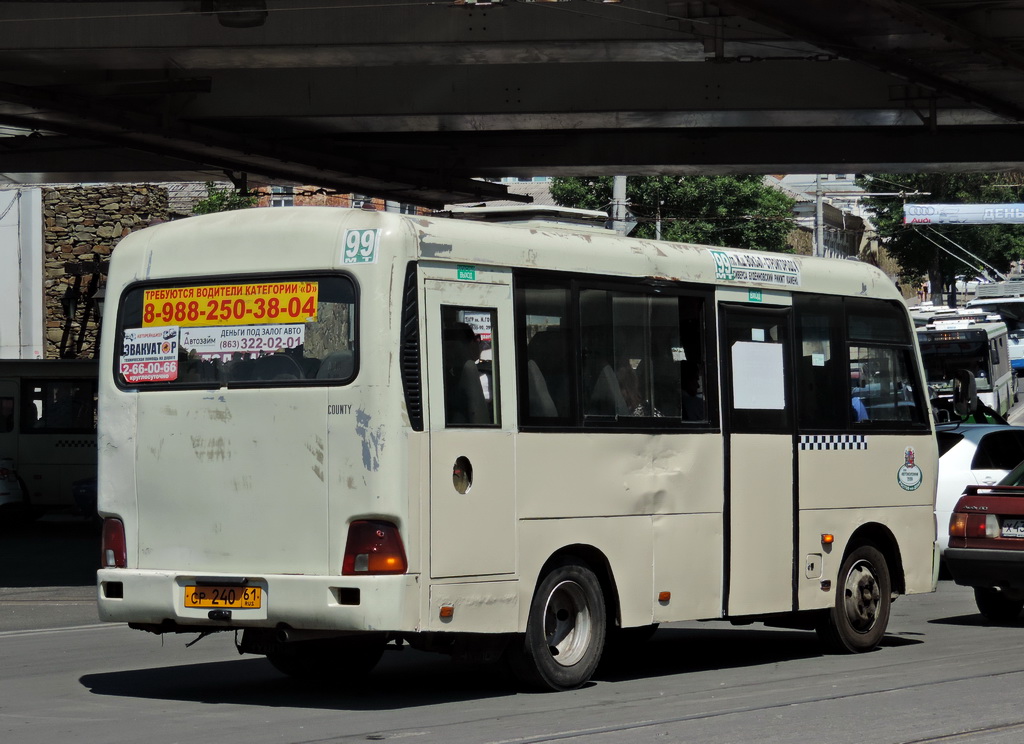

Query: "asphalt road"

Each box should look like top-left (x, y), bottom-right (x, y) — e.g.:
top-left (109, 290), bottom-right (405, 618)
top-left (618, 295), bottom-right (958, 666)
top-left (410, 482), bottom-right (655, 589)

top-left (3, 520), bottom-right (1024, 744)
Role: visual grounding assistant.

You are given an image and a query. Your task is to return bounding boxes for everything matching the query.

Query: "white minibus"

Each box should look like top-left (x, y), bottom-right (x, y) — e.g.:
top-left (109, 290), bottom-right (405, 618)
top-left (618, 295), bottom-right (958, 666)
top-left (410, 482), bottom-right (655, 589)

top-left (0, 359), bottom-right (97, 515)
top-left (97, 207), bottom-right (937, 690)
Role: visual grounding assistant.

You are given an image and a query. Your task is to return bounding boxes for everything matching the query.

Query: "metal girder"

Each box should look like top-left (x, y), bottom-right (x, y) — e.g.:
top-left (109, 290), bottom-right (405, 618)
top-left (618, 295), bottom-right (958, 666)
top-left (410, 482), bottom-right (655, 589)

top-left (309, 126), bottom-right (1024, 177)
top-left (0, 0), bottom-right (1023, 202)
top-left (721, 0), bottom-right (1024, 122)
top-left (0, 80), bottom-right (525, 207)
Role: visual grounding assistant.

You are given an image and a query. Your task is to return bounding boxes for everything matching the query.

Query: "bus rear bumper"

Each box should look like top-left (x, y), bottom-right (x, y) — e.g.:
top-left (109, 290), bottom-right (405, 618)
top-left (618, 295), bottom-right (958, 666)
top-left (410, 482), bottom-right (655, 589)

top-left (97, 569), bottom-right (421, 633)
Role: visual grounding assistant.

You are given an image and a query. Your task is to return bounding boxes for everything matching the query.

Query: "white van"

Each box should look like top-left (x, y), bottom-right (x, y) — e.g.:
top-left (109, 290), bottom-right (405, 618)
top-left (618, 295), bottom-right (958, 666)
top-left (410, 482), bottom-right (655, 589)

top-left (0, 359), bottom-right (98, 515)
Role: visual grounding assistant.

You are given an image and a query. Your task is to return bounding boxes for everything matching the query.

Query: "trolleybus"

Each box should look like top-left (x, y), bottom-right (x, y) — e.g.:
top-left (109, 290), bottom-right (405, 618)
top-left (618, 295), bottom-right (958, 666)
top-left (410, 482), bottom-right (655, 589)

top-left (917, 314), bottom-right (1014, 418)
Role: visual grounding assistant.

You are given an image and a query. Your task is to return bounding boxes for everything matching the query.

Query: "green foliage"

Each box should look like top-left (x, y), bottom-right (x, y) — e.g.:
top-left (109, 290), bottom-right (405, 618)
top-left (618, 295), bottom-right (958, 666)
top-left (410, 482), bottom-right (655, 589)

top-left (550, 175), bottom-right (796, 252)
top-left (856, 172), bottom-right (1024, 291)
top-left (192, 182), bottom-right (259, 215)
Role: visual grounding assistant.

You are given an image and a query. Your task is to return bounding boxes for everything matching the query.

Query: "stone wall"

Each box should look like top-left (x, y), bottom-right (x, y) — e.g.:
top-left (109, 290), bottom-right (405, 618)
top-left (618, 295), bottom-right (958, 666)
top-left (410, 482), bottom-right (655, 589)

top-left (43, 185), bottom-right (169, 358)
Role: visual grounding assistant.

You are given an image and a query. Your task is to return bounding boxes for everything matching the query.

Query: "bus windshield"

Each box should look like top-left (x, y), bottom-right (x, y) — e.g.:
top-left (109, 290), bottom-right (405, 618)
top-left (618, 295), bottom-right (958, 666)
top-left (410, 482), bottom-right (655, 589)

top-left (116, 274), bottom-right (357, 388)
top-left (918, 332), bottom-right (992, 393)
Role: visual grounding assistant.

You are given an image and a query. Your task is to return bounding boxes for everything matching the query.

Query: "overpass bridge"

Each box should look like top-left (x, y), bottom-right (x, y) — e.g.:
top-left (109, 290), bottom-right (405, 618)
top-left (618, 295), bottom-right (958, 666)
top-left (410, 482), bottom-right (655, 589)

top-left (1, 0), bottom-right (1024, 206)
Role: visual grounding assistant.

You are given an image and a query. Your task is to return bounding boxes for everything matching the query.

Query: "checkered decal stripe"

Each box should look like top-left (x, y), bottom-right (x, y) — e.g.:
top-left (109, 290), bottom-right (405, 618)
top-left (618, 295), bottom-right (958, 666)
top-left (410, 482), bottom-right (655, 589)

top-left (799, 435), bottom-right (867, 451)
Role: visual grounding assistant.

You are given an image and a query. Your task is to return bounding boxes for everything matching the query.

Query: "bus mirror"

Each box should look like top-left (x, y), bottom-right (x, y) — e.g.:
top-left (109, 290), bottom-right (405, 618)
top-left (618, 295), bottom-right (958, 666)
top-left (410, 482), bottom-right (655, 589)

top-left (951, 369), bottom-right (978, 417)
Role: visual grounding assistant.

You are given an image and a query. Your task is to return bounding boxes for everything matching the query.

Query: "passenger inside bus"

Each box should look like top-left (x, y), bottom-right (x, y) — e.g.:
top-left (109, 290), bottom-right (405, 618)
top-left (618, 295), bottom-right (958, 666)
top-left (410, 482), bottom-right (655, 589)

top-left (20, 398), bottom-right (38, 429)
top-left (679, 361), bottom-right (704, 420)
top-left (442, 321), bottom-right (490, 425)
top-left (527, 328), bottom-right (571, 417)
top-left (615, 361), bottom-right (647, 416)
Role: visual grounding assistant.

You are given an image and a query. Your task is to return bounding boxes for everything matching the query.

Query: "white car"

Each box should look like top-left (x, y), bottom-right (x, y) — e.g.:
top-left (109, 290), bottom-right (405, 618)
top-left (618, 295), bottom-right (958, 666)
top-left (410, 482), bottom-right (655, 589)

top-left (936, 423), bottom-right (1024, 553)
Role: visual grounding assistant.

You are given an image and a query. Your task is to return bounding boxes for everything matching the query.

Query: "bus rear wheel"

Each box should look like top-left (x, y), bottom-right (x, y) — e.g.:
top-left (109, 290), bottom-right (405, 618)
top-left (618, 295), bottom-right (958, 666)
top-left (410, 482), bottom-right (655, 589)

top-left (507, 560), bottom-right (607, 691)
top-left (816, 545), bottom-right (891, 653)
top-left (266, 634), bottom-right (387, 682)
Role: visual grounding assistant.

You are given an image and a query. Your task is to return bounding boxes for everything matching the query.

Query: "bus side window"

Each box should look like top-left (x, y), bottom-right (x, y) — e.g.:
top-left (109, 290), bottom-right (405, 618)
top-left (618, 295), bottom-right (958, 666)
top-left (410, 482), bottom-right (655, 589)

top-left (517, 280), bottom-right (573, 423)
top-left (846, 298), bottom-right (924, 427)
top-left (19, 380), bottom-right (95, 433)
top-left (579, 289), bottom-right (707, 422)
top-left (795, 295), bottom-right (845, 430)
top-left (441, 307), bottom-right (497, 427)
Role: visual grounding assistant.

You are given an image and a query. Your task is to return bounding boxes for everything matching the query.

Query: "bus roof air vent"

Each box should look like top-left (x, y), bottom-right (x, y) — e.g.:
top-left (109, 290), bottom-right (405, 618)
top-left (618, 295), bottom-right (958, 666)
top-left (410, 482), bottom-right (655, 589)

top-left (438, 205), bottom-right (613, 233)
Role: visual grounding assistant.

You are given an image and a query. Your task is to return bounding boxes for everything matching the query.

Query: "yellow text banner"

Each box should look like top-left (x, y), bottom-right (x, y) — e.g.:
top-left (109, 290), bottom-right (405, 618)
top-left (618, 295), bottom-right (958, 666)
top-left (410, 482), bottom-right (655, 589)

top-left (142, 282), bottom-right (319, 327)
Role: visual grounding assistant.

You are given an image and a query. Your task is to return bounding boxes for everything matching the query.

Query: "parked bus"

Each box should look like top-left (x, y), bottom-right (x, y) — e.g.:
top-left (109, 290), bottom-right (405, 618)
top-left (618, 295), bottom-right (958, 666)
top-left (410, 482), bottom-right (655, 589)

top-left (0, 359), bottom-right (97, 515)
top-left (916, 314), bottom-right (1014, 417)
top-left (96, 207), bottom-right (938, 690)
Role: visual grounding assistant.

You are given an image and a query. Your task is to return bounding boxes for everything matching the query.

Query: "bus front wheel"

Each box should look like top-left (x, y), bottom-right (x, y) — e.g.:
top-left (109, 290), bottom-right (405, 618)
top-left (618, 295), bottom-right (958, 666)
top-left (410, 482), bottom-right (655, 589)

top-left (816, 545), bottom-right (891, 653)
top-left (507, 559), bottom-right (607, 691)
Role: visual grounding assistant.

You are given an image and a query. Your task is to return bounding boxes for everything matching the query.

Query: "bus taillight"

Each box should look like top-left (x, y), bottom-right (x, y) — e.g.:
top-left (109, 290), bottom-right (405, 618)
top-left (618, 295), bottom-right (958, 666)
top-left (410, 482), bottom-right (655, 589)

top-left (342, 520), bottom-right (407, 575)
top-left (101, 518), bottom-right (127, 568)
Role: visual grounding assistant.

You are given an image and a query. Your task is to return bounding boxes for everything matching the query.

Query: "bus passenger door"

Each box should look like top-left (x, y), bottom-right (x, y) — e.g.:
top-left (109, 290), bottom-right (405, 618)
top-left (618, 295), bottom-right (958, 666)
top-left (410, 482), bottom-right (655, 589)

top-left (721, 304), bottom-right (796, 616)
top-left (425, 279), bottom-right (516, 579)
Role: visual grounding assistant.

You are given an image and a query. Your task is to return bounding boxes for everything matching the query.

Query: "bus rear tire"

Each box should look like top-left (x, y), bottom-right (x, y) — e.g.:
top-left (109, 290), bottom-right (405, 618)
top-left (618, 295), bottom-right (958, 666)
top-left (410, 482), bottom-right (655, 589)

top-left (816, 545), bottom-right (891, 654)
top-left (507, 560), bottom-right (607, 691)
top-left (266, 634), bottom-right (386, 682)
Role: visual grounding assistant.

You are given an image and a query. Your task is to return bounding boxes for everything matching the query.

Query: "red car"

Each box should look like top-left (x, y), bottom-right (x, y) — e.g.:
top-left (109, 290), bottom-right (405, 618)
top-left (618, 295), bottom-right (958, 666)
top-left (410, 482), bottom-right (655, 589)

top-left (946, 473), bottom-right (1024, 622)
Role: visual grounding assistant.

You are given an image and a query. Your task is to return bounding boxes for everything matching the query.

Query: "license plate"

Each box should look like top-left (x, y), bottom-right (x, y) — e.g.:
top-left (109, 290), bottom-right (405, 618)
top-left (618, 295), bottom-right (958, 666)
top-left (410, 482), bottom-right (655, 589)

top-left (184, 585), bottom-right (262, 609)
top-left (1002, 519), bottom-right (1024, 538)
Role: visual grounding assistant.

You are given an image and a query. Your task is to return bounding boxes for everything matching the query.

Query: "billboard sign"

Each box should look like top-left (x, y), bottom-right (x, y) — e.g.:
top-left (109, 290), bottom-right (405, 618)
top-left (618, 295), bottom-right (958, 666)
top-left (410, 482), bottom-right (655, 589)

top-left (904, 204), bottom-right (1024, 225)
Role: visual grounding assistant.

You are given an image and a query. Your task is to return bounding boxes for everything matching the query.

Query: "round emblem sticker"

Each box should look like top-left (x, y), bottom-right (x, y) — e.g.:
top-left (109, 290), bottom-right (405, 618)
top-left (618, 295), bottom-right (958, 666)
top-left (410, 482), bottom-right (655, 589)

top-left (897, 447), bottom-right (923, 491)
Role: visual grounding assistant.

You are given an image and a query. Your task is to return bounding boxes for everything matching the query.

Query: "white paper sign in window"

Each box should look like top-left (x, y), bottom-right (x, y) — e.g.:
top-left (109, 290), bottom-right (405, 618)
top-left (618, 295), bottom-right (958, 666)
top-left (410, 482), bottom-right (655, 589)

top-left (732, 341), bottom-right (785, 410)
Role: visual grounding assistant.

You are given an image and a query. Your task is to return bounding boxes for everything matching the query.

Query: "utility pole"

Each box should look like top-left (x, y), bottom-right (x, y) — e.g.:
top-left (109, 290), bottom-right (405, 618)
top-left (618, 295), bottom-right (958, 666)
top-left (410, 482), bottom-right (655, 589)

top-left (814, 174), bottom-right (825, 257)
top-left (611, 176), bottom-right (628, 236)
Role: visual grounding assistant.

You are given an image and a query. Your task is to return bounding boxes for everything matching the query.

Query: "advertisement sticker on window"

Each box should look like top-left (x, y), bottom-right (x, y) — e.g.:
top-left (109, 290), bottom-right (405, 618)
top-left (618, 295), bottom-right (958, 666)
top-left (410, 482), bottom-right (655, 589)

top-left (180, 324), bottom-right (306, 359)
top-left (141, 282), bottom-right (318, 328)
top-left (121, 327), bottom-right (179, 382)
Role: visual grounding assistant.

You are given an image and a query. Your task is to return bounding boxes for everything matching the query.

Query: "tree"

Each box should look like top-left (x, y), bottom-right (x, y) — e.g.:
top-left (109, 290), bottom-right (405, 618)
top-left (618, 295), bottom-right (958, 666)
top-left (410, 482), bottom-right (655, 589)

top-left (550, 175), bottom-right (796, 252)
top-left (192, 181), bottom-right (259, 215)
top-left (856, 172), bottom-right (1024, 301)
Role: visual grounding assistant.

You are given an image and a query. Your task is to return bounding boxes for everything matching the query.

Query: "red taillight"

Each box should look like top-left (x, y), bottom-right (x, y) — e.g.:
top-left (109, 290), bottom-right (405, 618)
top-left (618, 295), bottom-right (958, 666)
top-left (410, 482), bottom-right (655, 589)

top-left (101, 518), bottom-right (127, 568)
top-left (966, 514), bottom-right (989, 538)
top-left (342, 520), bottom-right (407, 575)
top-left (950, 512), bottom-right (999, 539)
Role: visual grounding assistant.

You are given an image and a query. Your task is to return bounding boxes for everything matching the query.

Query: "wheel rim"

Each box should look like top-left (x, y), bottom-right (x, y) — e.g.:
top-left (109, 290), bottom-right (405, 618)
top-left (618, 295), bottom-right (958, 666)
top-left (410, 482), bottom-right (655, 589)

top-left (842, 559), bottom-right (880, 634)
top-left (542, 579), bottom-right (592, 666)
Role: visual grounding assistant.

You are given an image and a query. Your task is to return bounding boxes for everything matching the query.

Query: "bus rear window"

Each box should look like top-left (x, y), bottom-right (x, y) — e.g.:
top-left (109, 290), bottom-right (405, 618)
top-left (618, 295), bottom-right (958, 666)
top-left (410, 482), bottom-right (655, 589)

top-left (116, 275), bottom-right (357, 388)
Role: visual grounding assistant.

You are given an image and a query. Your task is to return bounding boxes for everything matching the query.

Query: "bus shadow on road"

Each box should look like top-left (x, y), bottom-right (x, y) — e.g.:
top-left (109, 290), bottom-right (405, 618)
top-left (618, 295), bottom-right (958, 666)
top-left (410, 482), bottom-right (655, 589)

top-left (929, 613), bottom-right (1024, 627)
top-left (79, 649), bottom-right (520, 710)
top-left (79, 625), bottom-right (923, 708)
top-left (596, 625), bottom-right (921, 683)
